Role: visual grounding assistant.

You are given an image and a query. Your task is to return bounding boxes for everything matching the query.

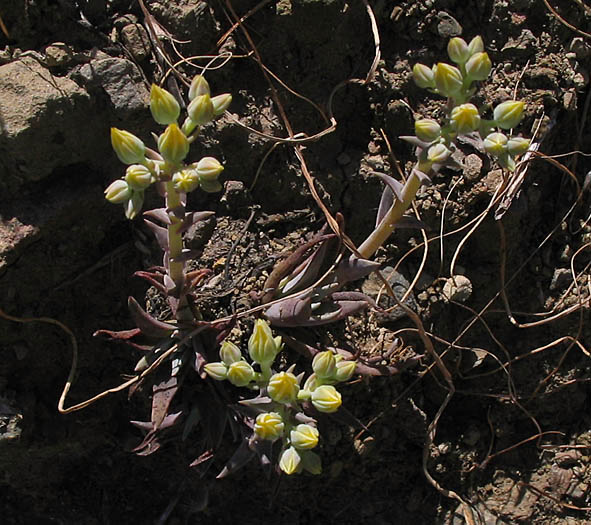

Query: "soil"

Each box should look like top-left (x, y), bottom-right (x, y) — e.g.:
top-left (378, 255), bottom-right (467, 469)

top-left (1, 0), bottom-right (591, 524)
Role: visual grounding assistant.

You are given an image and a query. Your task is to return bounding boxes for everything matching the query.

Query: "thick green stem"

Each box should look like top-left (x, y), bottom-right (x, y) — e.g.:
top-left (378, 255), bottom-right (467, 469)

top-left (357, 170), bottom-right (423, 259)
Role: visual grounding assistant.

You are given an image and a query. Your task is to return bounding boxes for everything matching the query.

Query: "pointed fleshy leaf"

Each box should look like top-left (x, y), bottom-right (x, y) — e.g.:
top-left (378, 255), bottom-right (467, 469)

top-left (151, 377), bottom-right (179, 430)
top-left (411, 168), bottom-right (432, 186)
top-left (143, 208), bottom-right (172, 225)
top-left (128, 296), bottom-right (175, 337)
top-left (133, 271), bottom-right (167, 294)
top-left (282, 240), bottom-right (330, 295)
top-left (376, 185), bottom-right (394, 227)
top-left (335, 255), bottom-right (381, 285)
top-left (143, 218), bottom-right (169, 252)
top-left (178, 211), bottom-right (215, 234)
top-left (375, 173), bottom-right (404, 202)
top-left (400, 136), bottom-right (431, 148)
top-left (216, 439), bottom-right (255, 479)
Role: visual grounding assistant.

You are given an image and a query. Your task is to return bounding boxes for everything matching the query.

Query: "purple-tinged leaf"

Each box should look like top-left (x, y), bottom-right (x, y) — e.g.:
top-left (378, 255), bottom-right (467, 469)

top-left (189, 449), bottom-right (214, 468)
top-left (143, 218), bottom-right (169, 252)
top-left (216, 439), bottom-right (255, 479)
top-left (281, 239), bottom-right (331, 295)
top-left (400, 136), bottom-right (431, 148)
top-left (376, 185), bottom-right (394, 227)
top-left (128, 296), bottom-right (175, 337)
top-left (411, 168), bottom-right (432, 186)
top-left (335, 255), bottom-right (381, 284)
top-left (375, 173), bottom-right (404, 202)
top-left (151, 377), bottom-right (179, 430)
top-left (133, 270), bottom-right (167, 294)
top-left (93, 327), bottom-right (141, 340)
top-left (264, 291), bottom-right (313, 326)
top-left (143, 208), bottom-right (171, 225)
top-left (167, 204), bottom-right (185, 220)
top-left (178, 211), bottom-right (215, 234)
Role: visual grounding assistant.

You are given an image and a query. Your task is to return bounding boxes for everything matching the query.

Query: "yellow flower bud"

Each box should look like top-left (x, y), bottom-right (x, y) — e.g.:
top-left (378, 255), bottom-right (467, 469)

top-left (220, 341), bottom-right (242, 366)
top-left (493, 100), bottom-right (525, 130)
top-left (188, 75), bottom-right (210, 100)
top-left (290, 424), bottom-right (319, 450)
top-left (248, 319), bottom-right (281, 366)
top-left (483, 132), bottom-right (508, 157)
top-left (187, 93), bottom-right (214, 125)
top-left (414, 118), bottom-right (441, 142)
top-left (334, 360), bottom-right (356, 382)
top-left (125, 164), bottom-right (153, 190)
top-left (312, 351), bottom-right (336, 380)
top-left (465, 52), bottom-right (492, 81)
top-left (450, 103), bottom-right (481, 134)
top-left (124, 190), bottom-right (144, 220)
top-left (254, 412), bottom-right (284, 441)
top-left (104, 179), bottom-right (131, 204)
top-left (468, 35), bottom-right (484, 56)
top-left (110, 128), bottom-right (146, 165)
top-left (157, 123), bottom-right (189, 164)
top-left (447, 37), bottom-right (470, 64)
top-left (311, 385), bottom-right (342, 413)
top-left (150, 84), bottom-right (181, 125)
top-left (204, 362), bottom-right (228, 381)
top-left (268, 371), bottom-right (299, 404)
top-left (507, 137), bottom-right (530, 156)
top-left (211, 93), bottom-right (232, 116)
top-left (196, 157), bottom-right (224, 181)
top-left (433, 62), bottom-right (463, 97)
top-left (227, 360), bottom-right (255, 387)
top-left (172, 169), bottom-right (200, 193)
top-left (412, 63), bottom-right (435, 89)
top-left (427, 143), bottom-right (451, 163)
top-left (279, 446), bottom-right (301, 475)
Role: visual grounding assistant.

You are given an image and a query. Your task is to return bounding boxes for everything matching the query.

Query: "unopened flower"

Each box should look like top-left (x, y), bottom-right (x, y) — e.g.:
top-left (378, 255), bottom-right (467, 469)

top-left (507, 137), bottom-right (530, 156)
top-left (465, 52), bottom-right (492, 81)
top-left (412, 63), bottom-right (435, 89)
top-left (188, 75), bottom-right (210, 100)
top-left (187, 93), bottom-right (214, 126)
top-left (279, 446), bottom-right (302, 475)
top-left (427, 143), bottom-right (451, 164)
top-left (312, 351), bottom-right (336, 380)
top-left (414, 118), bottom-right (441, 142)
top-left (227, 360), bottom-right (255, 387)
top-left (468, 36), bottom-right (484, 55)
top-left (433, 62), bottom-right (463, 97)
top-left (290, 424), bottom-right (319, 450)
top-left (447, 37), bottom-right (470, 64)
top-left (150, 84), bottom-right (180, 125)
top-left (111, 128), bottom-right (146, 165)
top-left (220, 341), bottom-right (242, 366)
top-left (196, 157), bottom-right (224, 181)
top-left (158, 123), bottom-right (189, 164)
top-left (125, 164), bottom-right (153, 190)
top-left (254, 412), bottom-right (284, 441)
top-left (124, 191), bottom-right (144, 220)
top-left (450, 103), bottom-right (481, 134)
top-left (104, 179), bottom-right (131, 204)
top-left (334, 360), bottom-right (356, 383)
top-left (311, 385), bottom-right (342, 413)
top-left (204, 361), bottom-right (228, 381)
top-left (211, 93), bottom-right (232, 116)
top-left (493, 100), bottom-right (525, 130)
top-left (268, 371), bottom-right (299, 404)
top-left (248, 319), bottom-right (281, 366)
top-left (172, 169), bottom-right (200, 193)
top-left (483, 132), bottom-right (508, 157)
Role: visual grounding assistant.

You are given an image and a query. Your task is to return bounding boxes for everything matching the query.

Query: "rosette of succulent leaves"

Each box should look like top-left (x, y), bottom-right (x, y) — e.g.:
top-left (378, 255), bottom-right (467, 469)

top-left (204, 319), bottom-right (357, 476)
top-left (260, 36), bottom-right (530, 330)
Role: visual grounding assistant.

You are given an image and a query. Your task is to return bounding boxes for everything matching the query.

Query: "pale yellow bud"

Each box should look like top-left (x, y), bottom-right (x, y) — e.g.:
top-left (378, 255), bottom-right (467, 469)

top-left (188, 75), bottom-right (210, 100)
top-left (204, 362), bottom-right (228, 381)
top-left (211, 93), bottom-right (232, 116)
top-left (465, 52), bottom-right (492, 81)
top-left (248, 319), bottom-right (281, 366)
top-left (220, 341), bottom-right (242, 366)
top-left (483, 132), bottom-right (508, 157)
top-left (412, 63), bottom-right (435, 89)
top-left (507, 137), bottom-right (530, 156)
top-left (196, 157), bottom-right (224, 181)
top-left (493, 100), bottom-right (525, 130)
top-left (312, 351), bottom-right (336, 380)
top-left (334, 360), bottom-right (356, 382)
top-left (124, 190), bottom-right (144, 220)
top-left (433, 62), bottom-right (463, 97)
top-left (268, 371), bottom-right (299, 404)
top-left (104, 179), bottom-right (131, 204)
top-left (125, 164), bottom-right (153, 190)
top-left (414, 118), bottom-right (441, 142)
top-left (450, 103), bottom-right (481, 134)
top-left (254, 412), bottom-right (284, 441)
top-left (468, 36), bottom-right (484, 55)
top-left (311, 385), bottom-right (342, 413)
top-left (110, 128), bottom-right (146, 165)
top-left (447, 37), bottom-right (470, 64)
top-left (172, 169), bottom-right (200, 193)
top-left (427, 143), bottom-right (451, 163)
top-left (279, 446), bottom-right (301, 475)
top-left (290, 424), bottom-right (319, 450)
top-left (150, 84), bottom-right (180, 125)
top-left (157, 123), bottom-right (189, 164)
top-left (187, 93), bottom-right (214, 125)
top-left (227, 360), bottom-right (255, 387)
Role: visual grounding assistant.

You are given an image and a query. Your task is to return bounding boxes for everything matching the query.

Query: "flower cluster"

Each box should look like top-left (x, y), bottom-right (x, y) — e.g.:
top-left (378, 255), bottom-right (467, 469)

top-left (410, 36), bottom-right (529, 172)
top-left (204, 319), bottom-right (356, 475)
top-left (105, 76), bottom-right (231, 218)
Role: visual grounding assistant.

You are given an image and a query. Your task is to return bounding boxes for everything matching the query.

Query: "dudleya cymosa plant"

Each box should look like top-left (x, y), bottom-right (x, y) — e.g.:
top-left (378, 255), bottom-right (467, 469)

top-left (204, 319), bottom-right (356, 475)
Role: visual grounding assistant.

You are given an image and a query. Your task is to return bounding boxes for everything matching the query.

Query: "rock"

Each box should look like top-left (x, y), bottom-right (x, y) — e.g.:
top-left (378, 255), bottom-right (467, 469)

top-left (570, 37), bottom-right (591, 60)
top-left (501, 29), bottom-right (538, 58)
top-left (362, 266), bottom-right (417, 321)
top-left (436, 12), bottom-right (462, 38)
top-left (442, 275), bottom-right (472, 303)
top-left (44, 42), bottom-right (75, 68)
top-left (463, 153), bottom-right (483, 181)
top-left (549, 268), bottom-right (570, 291)
top-left (0, 57), bottom-right (97, 192)
top-left (120, 23), bottom-right (151, 62)
top-left (77, 57), bottom-right (149, 118)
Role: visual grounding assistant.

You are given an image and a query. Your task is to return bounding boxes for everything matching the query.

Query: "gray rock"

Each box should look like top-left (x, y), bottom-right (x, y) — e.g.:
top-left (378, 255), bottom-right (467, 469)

top-left (362, 266), bottom-right (417, 321)
top-left (77, 57), bottom-right (149, 118)
top-left (121, 24), bottom-right (151, 62)
top-left (0, 57), bottom-right (97, 192)
top-left (436, 12), bottom-right (462, 38)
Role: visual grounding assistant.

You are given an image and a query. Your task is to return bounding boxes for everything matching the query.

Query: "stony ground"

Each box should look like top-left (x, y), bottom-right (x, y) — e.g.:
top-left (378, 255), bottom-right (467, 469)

top-left (1, 0), bottom-right (591, 523)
